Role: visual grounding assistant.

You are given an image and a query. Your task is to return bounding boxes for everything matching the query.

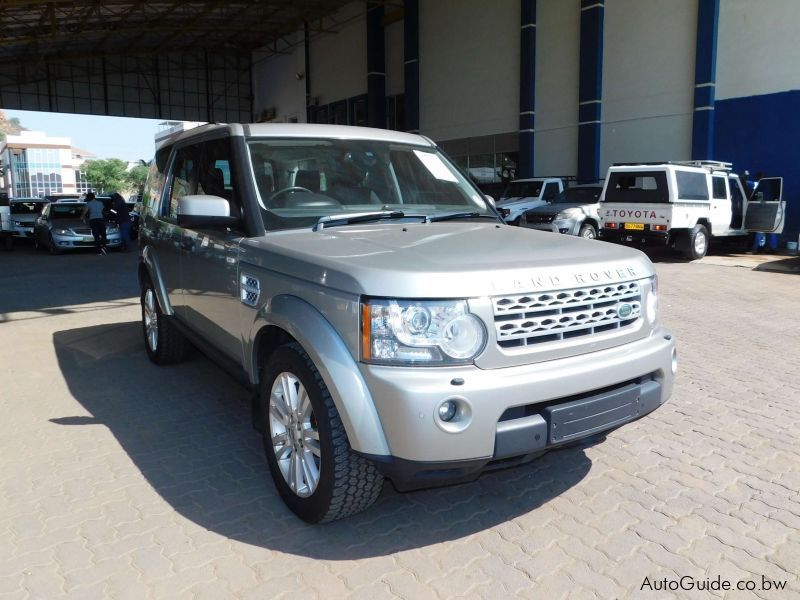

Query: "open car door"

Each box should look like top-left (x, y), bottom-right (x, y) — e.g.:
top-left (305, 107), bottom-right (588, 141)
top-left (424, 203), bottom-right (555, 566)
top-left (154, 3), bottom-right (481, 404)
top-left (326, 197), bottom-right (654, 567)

top-left (744, 177), bottom-right (785, 233)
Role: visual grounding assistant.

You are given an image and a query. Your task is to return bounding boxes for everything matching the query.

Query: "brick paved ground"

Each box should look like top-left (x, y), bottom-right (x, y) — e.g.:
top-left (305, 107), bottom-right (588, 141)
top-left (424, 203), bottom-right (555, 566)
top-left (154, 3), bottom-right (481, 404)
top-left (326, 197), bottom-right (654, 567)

top-left (1, 243), bottom-right (799, 599)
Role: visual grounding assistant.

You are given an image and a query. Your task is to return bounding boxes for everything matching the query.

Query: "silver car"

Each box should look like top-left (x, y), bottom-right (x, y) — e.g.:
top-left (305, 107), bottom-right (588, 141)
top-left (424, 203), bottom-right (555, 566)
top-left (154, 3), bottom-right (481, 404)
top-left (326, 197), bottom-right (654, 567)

top-left (521, 184), bottom-right (603, 239)
top-left (138, 123), bottom-right (676, 523)
top-left (10, 198), bottom-right (48, 239)
top-left (34, 201), bottom-right (122, 254)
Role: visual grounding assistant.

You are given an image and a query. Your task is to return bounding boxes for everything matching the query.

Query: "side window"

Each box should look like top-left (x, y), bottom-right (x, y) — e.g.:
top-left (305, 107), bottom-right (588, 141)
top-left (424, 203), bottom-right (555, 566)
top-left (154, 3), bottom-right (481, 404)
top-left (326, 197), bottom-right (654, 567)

top-left (166, 145), bottom-right (201, 219)
top-left (143, 146), bottom-right (171, 217)
top-left (197, 137), bottom-right (239, 212)
top-left (712, 176), bottom-right (728, 200)
top-left (543, 182), bottom-right (560, 201)
top-left (675, 171), bottom-right (709, 201)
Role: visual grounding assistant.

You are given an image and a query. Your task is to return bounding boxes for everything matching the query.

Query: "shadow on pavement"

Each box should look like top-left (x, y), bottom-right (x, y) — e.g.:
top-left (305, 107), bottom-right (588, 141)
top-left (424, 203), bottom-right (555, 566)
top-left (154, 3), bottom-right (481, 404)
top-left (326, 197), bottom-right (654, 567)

top-left (53, 321), bottom-right (592, 559)
top-left (0, 244), bottom-right (139, 318)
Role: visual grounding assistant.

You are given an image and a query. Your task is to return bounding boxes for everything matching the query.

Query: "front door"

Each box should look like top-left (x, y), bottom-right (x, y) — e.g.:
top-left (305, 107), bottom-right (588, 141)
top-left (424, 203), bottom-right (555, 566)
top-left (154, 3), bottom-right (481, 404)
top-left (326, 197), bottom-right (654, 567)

top-left (744, 177), bottom-right (785, 233)
top-left (179, 136), bottom-right (245, 362)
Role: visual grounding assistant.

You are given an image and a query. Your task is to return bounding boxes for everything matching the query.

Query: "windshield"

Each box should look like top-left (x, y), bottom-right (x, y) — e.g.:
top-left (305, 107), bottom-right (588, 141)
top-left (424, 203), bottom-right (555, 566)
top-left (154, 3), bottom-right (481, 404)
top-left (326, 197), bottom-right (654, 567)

top-left (11, 201), bottom-right (46, 215)
top-left (51, 204), bottom-right (86, 219)
top-left (500, 181), bottom-right (542, 201)
top-left (247, 139), bottom-right (493, 231)
top-left (554, 187), bottom-right (602, 204)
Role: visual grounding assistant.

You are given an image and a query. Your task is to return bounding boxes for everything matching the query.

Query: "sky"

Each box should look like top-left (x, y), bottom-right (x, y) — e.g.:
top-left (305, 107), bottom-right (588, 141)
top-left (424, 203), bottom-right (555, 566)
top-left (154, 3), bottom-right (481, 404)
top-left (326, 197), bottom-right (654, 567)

top-left (5, 110), bottom-right (173, 162)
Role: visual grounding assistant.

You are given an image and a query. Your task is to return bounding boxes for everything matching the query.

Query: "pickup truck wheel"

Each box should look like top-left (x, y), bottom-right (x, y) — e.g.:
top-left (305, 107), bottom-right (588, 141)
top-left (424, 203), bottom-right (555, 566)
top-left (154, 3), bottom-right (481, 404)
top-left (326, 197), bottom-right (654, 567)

top-left (141, 282), bottom-right (188, 365)
top-left (579, 223), bottom-right (597, 239)
top-left (682, 225), bottom-right (709, 260)
top-left (261, 343), bottom-right (384, 523)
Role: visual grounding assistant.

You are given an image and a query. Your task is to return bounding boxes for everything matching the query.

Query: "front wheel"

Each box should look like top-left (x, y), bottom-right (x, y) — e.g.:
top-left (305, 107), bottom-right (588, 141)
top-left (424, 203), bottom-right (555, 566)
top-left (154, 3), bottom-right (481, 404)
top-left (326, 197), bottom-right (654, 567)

top-left (140, 280), bottom-right (188, 365)
top-left (578, 223), bottom-right (597, 239)
top-left (261, 343), bottom-right (384, 523)
top-left (682, 225), bottom-right (709, 260)
top-left (48, 235), bottom-right (60, 255)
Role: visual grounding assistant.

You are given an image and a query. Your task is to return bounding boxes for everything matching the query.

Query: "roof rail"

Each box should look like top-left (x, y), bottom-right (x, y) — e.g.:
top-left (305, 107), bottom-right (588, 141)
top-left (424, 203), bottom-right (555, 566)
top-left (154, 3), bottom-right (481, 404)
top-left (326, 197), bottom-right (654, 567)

top-left (612, 160), bottom-right (733, 171)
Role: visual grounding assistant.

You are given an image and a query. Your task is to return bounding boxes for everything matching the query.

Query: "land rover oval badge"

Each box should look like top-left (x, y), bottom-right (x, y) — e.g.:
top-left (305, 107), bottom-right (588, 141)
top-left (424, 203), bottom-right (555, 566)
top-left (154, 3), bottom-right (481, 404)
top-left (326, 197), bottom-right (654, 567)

top-left (617, 303), bottom-right (633, 319)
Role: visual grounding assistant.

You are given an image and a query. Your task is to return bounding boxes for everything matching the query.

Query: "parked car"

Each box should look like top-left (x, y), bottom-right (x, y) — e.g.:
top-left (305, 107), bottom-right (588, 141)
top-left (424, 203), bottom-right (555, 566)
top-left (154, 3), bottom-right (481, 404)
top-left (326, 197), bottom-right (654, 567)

top-left (138, 123), bottom-right (675, 523)
top-left (33, 201), bottom-right (122, 254)
top-left (520, 183), bottom-right (603, 239)
top-left (10, 197), bottom-right (49, 239)
top-left (0, 193), bottom-right (12, 251)
top-left (598, 161), bottom-right (784, 260)
top-left (496, 177), bottom-right (564, 225)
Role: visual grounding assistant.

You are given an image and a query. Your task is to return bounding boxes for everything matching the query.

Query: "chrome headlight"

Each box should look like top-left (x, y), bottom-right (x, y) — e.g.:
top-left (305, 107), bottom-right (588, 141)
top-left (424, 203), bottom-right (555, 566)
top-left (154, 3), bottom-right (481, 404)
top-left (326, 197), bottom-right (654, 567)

top-left (361, 299), bottom-right (486, 365)
top-left (646, 276), bottom-right (659, 325)
top-left (556, 208), bottom-right (581, 220)
top-left (54, 228), bottom-right (71, 235)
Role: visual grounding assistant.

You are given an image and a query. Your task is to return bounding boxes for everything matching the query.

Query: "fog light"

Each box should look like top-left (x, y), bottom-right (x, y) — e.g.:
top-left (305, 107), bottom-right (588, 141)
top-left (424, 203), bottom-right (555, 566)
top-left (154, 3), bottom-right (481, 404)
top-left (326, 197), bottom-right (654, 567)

top-left (671, 347), bottom-right (678, 374)
top-left (438, 400), bottom-right (457, 422)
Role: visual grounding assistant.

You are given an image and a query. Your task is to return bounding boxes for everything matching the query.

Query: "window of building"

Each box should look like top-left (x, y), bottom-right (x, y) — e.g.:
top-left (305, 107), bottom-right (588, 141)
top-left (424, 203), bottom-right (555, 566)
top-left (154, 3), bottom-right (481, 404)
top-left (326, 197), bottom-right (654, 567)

top-left (385, 94), bottom-right (405, 131)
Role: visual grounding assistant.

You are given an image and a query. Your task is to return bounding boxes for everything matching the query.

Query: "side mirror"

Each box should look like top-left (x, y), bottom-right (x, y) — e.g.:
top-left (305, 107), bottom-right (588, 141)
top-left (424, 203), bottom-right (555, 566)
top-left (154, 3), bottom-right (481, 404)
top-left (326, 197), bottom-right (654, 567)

top-left (484, 195), bottom-right (496, 209)
top-left (176, 195), bottom-right (240, 229)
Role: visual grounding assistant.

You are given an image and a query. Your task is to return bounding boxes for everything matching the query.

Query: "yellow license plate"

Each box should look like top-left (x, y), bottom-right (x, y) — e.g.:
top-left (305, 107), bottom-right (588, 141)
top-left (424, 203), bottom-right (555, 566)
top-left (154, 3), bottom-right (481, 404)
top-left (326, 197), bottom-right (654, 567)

top-left (624, 223), bottom-right (645, 231)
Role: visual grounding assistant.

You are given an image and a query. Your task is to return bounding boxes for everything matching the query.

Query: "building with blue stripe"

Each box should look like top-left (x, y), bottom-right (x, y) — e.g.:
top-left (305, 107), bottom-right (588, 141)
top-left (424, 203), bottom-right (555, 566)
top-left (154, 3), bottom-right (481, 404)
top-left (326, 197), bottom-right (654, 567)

top-left (253, 0), bottom-right (800, 243)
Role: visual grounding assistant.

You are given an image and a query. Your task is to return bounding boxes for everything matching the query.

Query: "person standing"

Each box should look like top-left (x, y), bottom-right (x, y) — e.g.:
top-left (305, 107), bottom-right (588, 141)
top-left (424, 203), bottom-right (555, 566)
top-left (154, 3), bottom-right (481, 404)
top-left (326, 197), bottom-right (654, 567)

top-left (110, 192), bottom-right (132, 251)
top-left (81, 192), bottom-right (107, 255)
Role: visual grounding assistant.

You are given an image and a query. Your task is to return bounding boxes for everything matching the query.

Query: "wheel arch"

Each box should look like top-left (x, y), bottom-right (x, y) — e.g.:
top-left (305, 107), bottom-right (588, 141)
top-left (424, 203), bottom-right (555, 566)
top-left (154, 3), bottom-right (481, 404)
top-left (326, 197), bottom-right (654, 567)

top-left (247, 295), bottom-right (390, 457)
top-left (696, 218), bottom-right (712, 236)
top-left (138, 245), bottom-right (173, 315)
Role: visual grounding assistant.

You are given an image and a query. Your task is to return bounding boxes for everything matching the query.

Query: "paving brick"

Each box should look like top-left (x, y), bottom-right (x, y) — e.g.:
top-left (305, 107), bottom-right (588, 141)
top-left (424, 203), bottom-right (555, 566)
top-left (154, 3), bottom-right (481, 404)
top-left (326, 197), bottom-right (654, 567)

top-left (3, 245), bottom-right (800, 599)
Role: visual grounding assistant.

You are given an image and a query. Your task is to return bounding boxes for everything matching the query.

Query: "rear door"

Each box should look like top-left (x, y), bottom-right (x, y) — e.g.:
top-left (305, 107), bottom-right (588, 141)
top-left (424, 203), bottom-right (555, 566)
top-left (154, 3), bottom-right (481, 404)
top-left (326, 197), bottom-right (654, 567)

top-left (744, 177), bottom-right (784, 233)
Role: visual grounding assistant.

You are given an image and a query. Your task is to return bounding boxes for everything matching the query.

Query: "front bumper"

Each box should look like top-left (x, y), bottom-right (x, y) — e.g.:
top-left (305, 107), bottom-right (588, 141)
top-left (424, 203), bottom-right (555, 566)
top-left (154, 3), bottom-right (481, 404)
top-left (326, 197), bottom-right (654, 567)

top-left (525, 217), bottom-right (581, 235)
top-left (51, 231), bottom-right (122, 249)
top-left (358, 329), bottom-right (675, 489)
top-left (13, 226), bottom-right (35, 238)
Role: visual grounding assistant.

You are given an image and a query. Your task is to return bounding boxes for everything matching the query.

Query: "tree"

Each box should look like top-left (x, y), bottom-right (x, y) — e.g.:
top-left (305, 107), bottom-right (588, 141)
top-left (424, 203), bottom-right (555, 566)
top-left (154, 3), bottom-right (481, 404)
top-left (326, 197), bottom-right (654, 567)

top-left (83, 158), bottom-right (129, 193)
top-left (125, 162), bottom-right (149, 192)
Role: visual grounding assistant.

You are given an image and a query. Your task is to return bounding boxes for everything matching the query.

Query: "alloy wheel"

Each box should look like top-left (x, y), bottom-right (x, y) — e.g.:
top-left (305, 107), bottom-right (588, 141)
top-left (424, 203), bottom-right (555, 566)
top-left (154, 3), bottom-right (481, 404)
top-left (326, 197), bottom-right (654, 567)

top-left (143, 289), bottom-right (159, 352)
top-left (269, 371), bottom-right (321, 498)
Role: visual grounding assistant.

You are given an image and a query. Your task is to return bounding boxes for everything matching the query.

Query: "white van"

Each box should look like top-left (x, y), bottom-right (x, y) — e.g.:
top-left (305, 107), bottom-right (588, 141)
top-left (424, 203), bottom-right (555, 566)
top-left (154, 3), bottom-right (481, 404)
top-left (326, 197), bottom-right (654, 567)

top-left (598, 161), bottom-right (784, 260)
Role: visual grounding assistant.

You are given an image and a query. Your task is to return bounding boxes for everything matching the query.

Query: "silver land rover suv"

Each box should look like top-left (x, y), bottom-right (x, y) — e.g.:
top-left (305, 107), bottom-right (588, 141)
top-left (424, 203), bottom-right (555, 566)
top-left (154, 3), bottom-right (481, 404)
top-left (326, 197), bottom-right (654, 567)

top-left (138, 123), bottom-right (676, 523)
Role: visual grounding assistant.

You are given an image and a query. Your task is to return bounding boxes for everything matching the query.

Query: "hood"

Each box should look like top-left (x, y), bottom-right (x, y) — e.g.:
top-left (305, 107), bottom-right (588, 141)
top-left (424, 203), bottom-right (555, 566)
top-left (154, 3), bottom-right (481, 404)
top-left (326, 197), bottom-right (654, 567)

top-left (242, 222), bottom-right (654, 298)
top-left (527, 201), bottom-right (592, 215)
top-left (497, 197), bottom-right (536, 208)
top-left (50, 218), bottom-right (91, 229)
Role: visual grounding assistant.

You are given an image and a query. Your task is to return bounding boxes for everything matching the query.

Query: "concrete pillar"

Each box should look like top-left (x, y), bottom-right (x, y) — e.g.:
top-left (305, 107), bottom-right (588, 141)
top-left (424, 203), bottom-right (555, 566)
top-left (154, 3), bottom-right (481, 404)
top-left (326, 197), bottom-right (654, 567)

top-left (367, 1), bottom-right (386, 128)
top-left (577, 0), bottom-right (604, 182)
top-left (403, 0), bottom-right (419, 133)
top-left (691, 0), bottom-right (720, 160)
top-left (519, 0), bottom-right (536, 178)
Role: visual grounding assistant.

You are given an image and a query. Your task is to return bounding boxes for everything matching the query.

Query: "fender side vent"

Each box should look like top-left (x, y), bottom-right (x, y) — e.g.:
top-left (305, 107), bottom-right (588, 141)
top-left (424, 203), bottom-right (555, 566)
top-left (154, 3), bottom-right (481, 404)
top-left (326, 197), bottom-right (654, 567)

top-left (240, 274), bottom-right (261, 307)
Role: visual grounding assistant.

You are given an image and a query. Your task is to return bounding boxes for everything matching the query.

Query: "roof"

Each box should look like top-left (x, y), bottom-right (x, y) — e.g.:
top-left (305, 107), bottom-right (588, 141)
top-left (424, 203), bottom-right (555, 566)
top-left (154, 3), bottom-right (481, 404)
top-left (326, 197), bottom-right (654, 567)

top-left (0, 1), bottom-right (353, 66)
top-left (156, 123), bottom-right (435, 150)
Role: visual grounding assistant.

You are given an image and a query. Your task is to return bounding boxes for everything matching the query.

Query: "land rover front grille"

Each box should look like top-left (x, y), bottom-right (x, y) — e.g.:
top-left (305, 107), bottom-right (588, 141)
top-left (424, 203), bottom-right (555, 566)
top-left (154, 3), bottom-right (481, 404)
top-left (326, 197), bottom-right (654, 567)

top-left (73, 228), bottom-right (92, 235)
top-left (492, 282), bottom-right (641, 348)
top-left (527, 214), bottom-right (555, 224)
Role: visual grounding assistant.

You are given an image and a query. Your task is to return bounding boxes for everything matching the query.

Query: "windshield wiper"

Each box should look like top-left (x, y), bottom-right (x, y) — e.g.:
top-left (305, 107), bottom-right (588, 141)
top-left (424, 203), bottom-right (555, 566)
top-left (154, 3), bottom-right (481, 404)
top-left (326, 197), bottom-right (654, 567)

top-left (314, 211), bottom-right (427, 231)
top-left (427, 212), bottom-right (501, 223)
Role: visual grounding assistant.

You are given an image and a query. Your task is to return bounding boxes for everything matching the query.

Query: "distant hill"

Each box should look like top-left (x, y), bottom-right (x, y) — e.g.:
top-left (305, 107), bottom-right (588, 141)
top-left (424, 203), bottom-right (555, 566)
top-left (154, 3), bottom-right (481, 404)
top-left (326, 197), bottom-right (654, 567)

top-left (0, 109), bottom-right (25, 141)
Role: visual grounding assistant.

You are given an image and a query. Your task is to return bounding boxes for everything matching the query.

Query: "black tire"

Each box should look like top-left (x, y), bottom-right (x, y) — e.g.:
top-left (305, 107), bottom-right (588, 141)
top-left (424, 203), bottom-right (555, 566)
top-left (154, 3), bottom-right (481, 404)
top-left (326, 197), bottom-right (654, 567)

top-left (578, 223), bottom-right (597, 239)
top-left (681, 225), bottom-right (709, 260)
top-left (48, 234), bottom-right (60, 255)
top-left (140, 278), bottom-right (188, 365)
top-left (260, 343), bottom-right (384, 523)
